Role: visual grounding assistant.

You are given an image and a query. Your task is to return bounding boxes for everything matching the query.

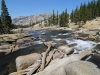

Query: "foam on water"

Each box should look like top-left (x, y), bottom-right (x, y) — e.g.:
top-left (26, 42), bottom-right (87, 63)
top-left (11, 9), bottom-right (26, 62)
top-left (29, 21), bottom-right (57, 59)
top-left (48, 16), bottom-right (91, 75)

top-left (58, 33), bottom-right (70, 35)
top-left (53, 38), bottom-right (62, 41)
top-left (34, 40), bottom-right (43, 44)
top-left (66, 39), bottom-right (98, 52)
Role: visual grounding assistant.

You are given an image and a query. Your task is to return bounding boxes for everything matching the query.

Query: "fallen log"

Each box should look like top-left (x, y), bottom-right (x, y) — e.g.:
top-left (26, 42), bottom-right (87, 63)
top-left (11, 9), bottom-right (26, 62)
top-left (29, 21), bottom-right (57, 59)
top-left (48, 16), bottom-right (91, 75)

top-left (46, 49), bottom-right (57, 66)
top-left (26, 60), bottom-right (41, 75)
top-left (40, 43), bottom-right (52, 71)
top-left (39, 39), bottom-right (56, 71)
top-left (33, 50), bottom-right (92, 75)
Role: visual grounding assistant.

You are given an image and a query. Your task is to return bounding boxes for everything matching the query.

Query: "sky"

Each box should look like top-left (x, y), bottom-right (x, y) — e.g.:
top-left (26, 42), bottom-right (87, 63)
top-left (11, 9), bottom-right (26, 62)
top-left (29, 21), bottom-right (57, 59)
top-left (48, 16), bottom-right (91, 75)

top-left (0, 0), bottom-right (92, 18)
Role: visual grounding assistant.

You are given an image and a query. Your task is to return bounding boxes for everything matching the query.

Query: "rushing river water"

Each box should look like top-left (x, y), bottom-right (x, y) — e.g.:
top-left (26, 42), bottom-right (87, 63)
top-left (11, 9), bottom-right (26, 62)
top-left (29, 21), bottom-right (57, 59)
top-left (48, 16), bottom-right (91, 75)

top-left (0, 29), bottom-right (100, 75)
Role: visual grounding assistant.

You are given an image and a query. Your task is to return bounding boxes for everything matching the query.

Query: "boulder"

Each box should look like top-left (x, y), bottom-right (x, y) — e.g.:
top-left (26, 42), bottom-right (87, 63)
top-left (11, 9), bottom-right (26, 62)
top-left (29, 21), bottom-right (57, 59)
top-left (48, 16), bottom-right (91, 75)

top-left (84, 31), bottom-right (97, 36)
top-left (53, 50), bottom-right (64, 59)
top-left (57, 45), bottom-right (74, 55)
top-left (88, 34), bottom-right (95, 41)
top-left (0, 49), bottom-right (11, 54)
top-left (33, 50), bottom-right (93, 75)
top-left (42, 32), bottom-right (46, 35)
top-left (55, 40), bottom-right (67, 47)
top-left (16, 53), bottom-right (41, 71)
top-left (0, 44), bottom-right (11, 49)
top-left (77, 37), bottom-right (88, 41)
top-left (65, 61), bottom-right (100, 75)
top-left (11, 35), bottom-right (19, 40)
top-left (3, 37), bottom-right (15, 42)
top-left (65, 28), bottom-right (73, 31)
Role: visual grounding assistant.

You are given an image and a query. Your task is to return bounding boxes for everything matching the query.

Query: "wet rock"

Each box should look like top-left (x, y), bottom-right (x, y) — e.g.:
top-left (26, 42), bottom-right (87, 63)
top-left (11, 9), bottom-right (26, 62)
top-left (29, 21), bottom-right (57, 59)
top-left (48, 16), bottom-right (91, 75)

top-left (94, 44), bottom-right (100, 50)
top-left (0, 49), bottom-right (11, 55)
top-left (42, 32), bottom-right (46, 35)
top-left (55, 40), bottom-right (67, 47)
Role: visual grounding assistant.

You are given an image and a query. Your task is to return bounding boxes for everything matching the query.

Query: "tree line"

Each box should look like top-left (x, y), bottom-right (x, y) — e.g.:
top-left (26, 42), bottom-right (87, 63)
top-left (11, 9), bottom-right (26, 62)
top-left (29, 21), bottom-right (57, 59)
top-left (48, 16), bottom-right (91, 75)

top-left (0, 0), bottom-right (70, 35)
top-left (70, 0), bottom-right (100, 25)
top-left (47, 9), bottom-right (69, 27)
top-left (1, 0), bottom-right (98, 34)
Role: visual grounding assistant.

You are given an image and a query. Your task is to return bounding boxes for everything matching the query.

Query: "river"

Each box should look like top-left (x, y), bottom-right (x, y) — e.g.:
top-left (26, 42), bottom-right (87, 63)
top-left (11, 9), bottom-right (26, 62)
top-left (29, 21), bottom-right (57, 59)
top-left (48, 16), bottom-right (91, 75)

top-left (0, 29), bottom-right (100, 75)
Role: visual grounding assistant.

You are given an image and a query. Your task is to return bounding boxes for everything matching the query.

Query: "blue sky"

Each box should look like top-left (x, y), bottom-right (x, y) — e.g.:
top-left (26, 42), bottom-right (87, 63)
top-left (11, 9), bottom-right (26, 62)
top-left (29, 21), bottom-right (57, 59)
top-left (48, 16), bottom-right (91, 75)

top-left (0, 0), bottom-right (92, 18)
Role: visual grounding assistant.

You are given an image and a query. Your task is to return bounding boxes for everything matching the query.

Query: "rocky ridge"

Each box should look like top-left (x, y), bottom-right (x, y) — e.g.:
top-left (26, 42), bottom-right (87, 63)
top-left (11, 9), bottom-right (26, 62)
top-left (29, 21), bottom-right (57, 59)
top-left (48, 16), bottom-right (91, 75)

top-left (12, 13), bottom-right (52, 25)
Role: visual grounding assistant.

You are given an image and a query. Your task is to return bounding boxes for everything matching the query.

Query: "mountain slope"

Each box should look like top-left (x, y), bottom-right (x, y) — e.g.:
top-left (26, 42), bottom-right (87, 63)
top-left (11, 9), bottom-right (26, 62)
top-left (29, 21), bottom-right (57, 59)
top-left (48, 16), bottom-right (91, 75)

top-left (12, 13), bottom-right (52, 25)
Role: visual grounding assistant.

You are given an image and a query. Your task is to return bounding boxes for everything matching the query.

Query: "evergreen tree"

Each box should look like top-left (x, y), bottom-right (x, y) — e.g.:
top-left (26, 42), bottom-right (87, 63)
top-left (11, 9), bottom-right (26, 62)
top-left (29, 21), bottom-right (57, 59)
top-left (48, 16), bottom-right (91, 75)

top-left (52, 9), bottom-right (55, 25)
top-left (0, 17), bottom-right (2, 27)
top-left (1, 0), bottom-right (12, 33)
top-left (73, 6), bottom-right (80, 23)
top-left (59, 10), bottom-right (69, 27)
top-left (57, 10), bottom-right (59, 25)
top-left (0, 16), bottom-right (5, 34)
top-left (97, 0), bottom-right (100, 16)
top-left (70, 0), bottom-right (100, 26)
top-left (65, 8), bottom-right (69, 23)
top-left (70, 9), bottom-right (74, 22)
top-left (65, 8), bottom-right (69, 27)
top-left (59, 11), bottom-right (64, 27)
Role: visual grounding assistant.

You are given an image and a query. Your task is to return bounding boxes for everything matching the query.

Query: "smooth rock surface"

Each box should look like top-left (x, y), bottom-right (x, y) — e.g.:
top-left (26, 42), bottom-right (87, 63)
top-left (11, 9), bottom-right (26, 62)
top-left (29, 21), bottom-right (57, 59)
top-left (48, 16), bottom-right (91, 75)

top-left (16, 53), bottom-right (41, 71)
top-left (57, 45), bottom-right (74, 55)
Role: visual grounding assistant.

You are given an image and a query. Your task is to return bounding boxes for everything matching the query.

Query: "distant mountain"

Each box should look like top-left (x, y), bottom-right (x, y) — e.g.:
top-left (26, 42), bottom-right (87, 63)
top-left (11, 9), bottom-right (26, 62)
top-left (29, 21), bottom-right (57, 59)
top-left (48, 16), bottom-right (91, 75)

top-left (12, 13), bottom-right (52, 25)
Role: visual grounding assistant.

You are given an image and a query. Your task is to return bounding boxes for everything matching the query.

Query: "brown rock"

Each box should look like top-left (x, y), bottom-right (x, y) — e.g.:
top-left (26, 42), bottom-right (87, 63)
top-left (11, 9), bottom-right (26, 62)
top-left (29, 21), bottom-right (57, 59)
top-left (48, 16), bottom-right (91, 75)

top-left (65, 61), bottom-right (100, 75)
top-left (57, 45), bottom-right (74, 55)
top-left (16, 53), bottom-right (41, 71)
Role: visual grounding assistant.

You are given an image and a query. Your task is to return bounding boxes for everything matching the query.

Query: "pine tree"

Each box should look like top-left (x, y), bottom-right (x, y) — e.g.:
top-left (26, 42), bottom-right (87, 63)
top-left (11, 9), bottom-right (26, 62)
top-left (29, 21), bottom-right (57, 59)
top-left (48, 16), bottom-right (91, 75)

top-left (0, 17), bottom-right (2, 27)
top-left (59, 10), bottom-right (69, 27)
top-left (1, 0), bottom-right (12, 33)
top-left (57, 10), bottom-right (59, 25)
top-left (97, 0), bottom-right (100, 16)
top-left (59, 11), bottom-right (64, 27)
top-left (52, 9), bottom-right (55, 25)
top-left (65, 8), bottom-right (69, 27)
top-left (70, 0), bottom-right (100, 26)
top-left (70, 9), bottom-right (74, 22)
top-left (0, 17), bottom-right (2, 34)
top-left (65, 8), bottom-right (69, 23)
